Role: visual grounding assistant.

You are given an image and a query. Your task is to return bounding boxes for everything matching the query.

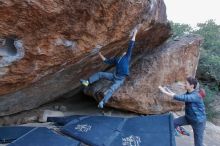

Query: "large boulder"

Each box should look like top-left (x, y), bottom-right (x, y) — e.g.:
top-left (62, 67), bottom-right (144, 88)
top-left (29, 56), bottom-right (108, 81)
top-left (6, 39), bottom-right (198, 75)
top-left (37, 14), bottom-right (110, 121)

top-left (0, 0), bottom-right (171, 116)
top-left (84, 35), bottom-right (203, 114)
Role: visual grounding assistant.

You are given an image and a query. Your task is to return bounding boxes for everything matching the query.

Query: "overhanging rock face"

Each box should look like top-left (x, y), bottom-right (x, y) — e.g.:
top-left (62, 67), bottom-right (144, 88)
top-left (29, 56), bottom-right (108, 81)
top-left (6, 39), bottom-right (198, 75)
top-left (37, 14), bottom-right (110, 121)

top-left (84, 35), bottom-right (203, 114)
top-left (0, 0), bottom-right (171, 116)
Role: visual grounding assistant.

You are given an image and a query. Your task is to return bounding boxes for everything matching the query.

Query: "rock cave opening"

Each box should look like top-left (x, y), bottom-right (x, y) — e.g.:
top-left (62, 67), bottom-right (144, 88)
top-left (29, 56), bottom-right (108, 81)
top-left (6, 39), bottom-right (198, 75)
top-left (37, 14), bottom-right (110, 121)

top-left (0, 38), bottom-right (18, 57)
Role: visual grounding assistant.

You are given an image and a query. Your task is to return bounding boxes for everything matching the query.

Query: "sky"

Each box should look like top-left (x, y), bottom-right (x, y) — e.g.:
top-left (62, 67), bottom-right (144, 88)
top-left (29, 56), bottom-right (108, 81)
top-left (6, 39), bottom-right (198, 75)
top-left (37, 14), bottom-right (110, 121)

top-left (164, 0), bottom-right (220, 27)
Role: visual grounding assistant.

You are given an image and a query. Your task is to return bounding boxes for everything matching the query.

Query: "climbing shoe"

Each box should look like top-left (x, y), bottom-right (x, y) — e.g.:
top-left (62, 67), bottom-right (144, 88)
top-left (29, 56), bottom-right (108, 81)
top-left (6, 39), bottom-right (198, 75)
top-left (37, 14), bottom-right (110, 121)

top-left (80, 79), bottom-right (89, 87)
top-left (98, 101), bottom-right (104, 109)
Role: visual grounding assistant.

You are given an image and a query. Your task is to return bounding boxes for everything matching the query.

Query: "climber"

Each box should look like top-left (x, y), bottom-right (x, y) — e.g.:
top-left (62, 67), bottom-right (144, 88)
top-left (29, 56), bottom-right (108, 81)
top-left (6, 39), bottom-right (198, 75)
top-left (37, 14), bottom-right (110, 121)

top-left (158, 76), bottom-right (206, 146)
top-left (80, 28), bottom-right (138, 108)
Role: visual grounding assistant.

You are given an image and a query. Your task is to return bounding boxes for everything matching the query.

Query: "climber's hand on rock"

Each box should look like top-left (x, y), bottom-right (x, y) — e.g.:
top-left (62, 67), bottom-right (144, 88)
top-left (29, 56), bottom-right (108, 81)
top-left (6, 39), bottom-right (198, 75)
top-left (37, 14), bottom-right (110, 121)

top-left (158, 86), bottom-right (166, 93)
top-left (99, 52), bottom-right (106, 61)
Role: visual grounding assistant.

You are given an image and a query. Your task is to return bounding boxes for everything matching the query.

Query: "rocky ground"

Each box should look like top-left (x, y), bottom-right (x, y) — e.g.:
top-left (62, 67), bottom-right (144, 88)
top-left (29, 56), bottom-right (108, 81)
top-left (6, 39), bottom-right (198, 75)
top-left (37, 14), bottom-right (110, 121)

top-left (1, 92), bottom-right (220, 146)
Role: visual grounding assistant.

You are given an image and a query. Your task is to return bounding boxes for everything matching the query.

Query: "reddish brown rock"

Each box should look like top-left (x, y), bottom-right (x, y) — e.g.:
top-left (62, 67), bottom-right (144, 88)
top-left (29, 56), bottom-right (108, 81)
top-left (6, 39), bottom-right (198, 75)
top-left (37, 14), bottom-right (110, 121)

top-left (0, 0), bottom-right (170, 116)
top-left (84, 35), bottom-right (203, 114)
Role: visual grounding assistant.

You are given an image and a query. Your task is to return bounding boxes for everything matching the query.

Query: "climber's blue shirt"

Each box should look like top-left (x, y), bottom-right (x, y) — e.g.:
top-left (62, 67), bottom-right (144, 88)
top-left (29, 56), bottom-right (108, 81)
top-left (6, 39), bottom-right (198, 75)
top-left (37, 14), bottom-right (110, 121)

top-left (174, 90), bottom-right (206, 123)
top-left (104, 40), bottom-right (135, 77)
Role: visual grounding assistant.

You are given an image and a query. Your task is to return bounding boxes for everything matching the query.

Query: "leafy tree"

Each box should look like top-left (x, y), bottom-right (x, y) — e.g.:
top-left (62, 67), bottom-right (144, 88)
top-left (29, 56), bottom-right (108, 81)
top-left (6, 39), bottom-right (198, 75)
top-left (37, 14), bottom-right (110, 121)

top-left (169, 21), bottom-right (193, 38)
top-left (195, 19), bottom-right (220, 54)
top-left (194, 20), bottom-right (220, 87)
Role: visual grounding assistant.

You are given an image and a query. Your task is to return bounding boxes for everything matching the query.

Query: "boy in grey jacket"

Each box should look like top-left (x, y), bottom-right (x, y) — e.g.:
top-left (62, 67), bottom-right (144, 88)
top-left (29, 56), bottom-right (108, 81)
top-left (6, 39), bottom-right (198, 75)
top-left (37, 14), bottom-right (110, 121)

top-left (159, 77), bottom-right (206, 146)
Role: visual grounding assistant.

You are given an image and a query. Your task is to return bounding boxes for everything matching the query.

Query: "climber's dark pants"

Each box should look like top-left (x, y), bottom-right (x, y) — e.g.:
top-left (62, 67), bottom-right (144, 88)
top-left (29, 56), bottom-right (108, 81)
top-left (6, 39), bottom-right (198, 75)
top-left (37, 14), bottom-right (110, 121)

top-left (88, 72), bottom-right (125, 103)
top-left (174, 116), bottom-right (206, 146)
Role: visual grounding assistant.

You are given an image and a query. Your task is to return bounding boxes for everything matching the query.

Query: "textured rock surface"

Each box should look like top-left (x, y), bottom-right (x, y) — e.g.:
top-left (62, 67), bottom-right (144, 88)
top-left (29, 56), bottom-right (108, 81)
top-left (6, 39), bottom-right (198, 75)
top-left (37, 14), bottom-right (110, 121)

top-left (0, 0), bottom-right (171, 116)
top-left (84, 35), bottom-right (203, 114)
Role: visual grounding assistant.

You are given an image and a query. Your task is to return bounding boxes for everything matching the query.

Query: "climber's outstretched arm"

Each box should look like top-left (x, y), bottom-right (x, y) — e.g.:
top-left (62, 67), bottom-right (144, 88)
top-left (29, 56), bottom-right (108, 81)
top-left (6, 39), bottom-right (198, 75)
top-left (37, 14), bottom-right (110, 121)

top-left (126, 28), bottom-right (138, 59)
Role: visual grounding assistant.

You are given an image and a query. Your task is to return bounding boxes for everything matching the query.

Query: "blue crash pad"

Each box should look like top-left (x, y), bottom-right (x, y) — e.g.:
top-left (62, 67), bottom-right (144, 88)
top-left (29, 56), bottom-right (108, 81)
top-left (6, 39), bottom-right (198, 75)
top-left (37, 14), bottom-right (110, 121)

top-left (111, 114), bottom-right (176, 146)
top-left (47, 115), bottom-right (90, 126)
top-left (62, 116), bottom-right (126, 146)
top-left (8, 127), bottom-right (80, 146)
top-left (62, 114), bottom-right (176, 146)
top-left (0, 126), bottom-right (35, 144)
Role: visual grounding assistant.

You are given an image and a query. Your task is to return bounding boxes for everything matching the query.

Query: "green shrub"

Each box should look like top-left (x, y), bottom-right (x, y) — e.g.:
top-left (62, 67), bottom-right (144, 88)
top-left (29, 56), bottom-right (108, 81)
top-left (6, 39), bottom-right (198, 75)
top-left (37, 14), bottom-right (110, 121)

top-left (202, 84), bottom-right (219, 121)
